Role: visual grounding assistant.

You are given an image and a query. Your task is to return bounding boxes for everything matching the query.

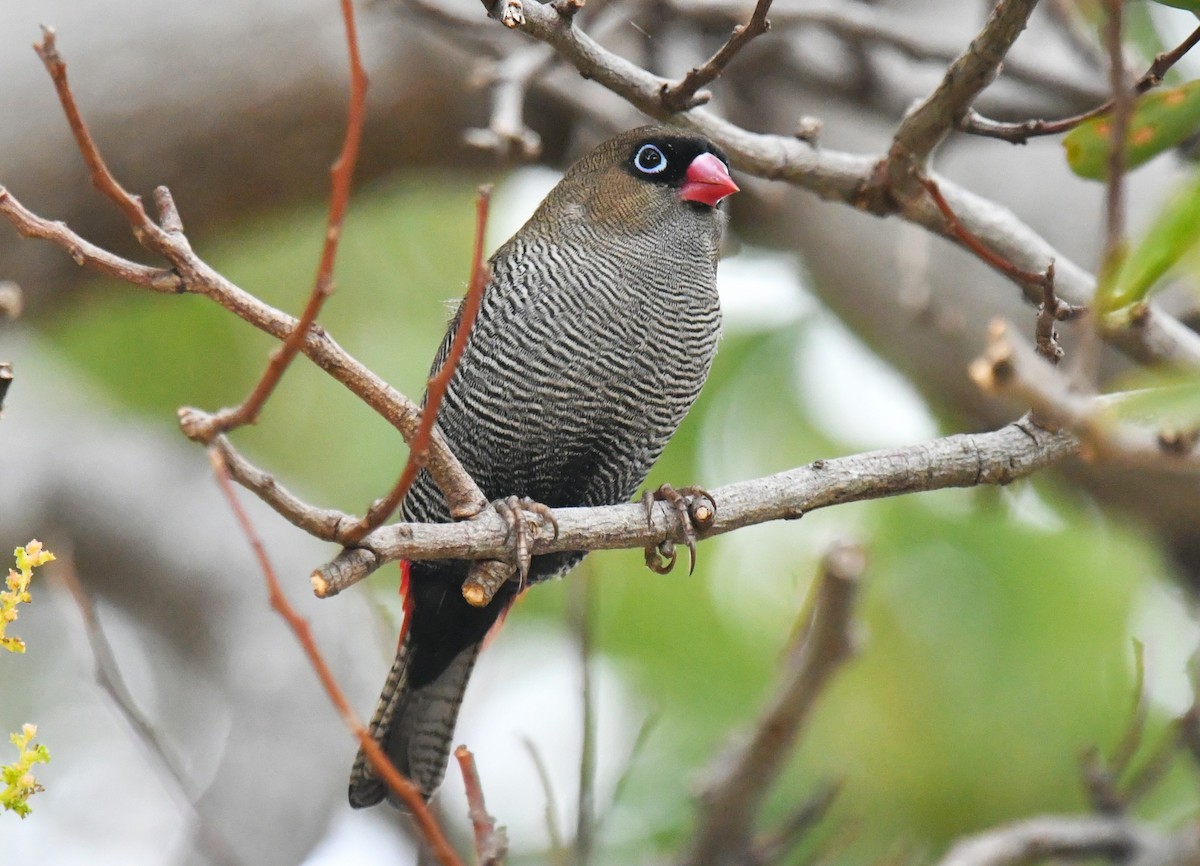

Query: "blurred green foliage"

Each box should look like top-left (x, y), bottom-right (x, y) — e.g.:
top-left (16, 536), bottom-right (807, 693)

top-left (41, 173), bottom-right (1192, 864)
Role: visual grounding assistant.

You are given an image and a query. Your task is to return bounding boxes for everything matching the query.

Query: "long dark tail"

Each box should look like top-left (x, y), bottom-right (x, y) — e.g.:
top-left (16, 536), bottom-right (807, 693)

top-left (348, 562), bottom-right (511, 809)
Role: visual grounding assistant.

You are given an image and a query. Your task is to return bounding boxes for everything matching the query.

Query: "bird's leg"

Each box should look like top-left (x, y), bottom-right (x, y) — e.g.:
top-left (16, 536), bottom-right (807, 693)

top-left (493, 495), bottom-right (559, 587)
top-left (642, 484), bottom-right (717, 575)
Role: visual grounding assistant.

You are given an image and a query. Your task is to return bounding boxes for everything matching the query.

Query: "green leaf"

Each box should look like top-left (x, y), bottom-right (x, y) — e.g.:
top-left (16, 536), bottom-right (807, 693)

top-left (1102, 171), bottom-right (1200, 312)
top-left (1150, 0), bottom-right (1200, 13)
top-left (1063, 80), bottom-right (1200, 179)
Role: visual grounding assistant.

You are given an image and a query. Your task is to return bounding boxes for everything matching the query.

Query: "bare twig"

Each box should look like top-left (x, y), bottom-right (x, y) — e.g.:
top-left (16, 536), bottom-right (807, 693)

top-left (464, 49), bottom-right (552, 159)
top-left (920, 175), bottom-right (1054, 294)
top-left (888, 0), bottom-right (1039, 169)
top-left (455, 746), bottom-right (509, 866)
top-left (521, 736), bottom-right (568, 863)
top-left (32, 27), bottom-right (160, 241)
top-left (343, 186), bottom-right (493, 543)
top-left (312, 421), bottom-right (1078, 594)
top-left (660, 0), bottom-right (773, 112)
top-left (746, 780), bottom-right (841, 866)
top-left (207, 448), bottom-right (465, 866)
top-left (1034, 264), bottom-right (1085, 366)
top-left (684, 540), bottom-right (863, 866)
top-left (193, 0), bottom-right (370, 438)
top-left (961, 23), bottom-right (1200, 144)
top-left (55, 557), bottom-right (244, 866)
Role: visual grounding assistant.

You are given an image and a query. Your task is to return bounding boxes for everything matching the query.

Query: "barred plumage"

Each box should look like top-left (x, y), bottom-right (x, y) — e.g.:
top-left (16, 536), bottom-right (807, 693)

top-left (349, 126), bottom-right (736, 808)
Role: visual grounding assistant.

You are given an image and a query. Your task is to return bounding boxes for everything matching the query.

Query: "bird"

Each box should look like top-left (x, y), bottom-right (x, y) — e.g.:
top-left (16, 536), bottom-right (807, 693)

top-left (348, 124), bottom-right (738, 808)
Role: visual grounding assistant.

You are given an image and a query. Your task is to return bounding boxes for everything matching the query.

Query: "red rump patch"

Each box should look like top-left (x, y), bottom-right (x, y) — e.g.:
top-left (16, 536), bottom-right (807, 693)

top-left (397, 560), bottom-right (413, 651)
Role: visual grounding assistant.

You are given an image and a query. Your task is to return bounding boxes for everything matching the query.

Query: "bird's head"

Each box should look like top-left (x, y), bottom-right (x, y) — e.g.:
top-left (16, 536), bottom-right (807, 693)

top-left (542, 126), bottom-right (738, 235)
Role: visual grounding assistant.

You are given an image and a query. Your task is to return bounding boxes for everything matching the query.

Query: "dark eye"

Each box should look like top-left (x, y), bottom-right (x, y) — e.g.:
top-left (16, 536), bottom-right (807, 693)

top-left (633, 143), bottom-right (667, 174)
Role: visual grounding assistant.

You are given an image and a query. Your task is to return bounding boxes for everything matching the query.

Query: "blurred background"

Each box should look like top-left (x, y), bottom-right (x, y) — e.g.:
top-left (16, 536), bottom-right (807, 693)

top-left (3, 0), bottom-right (1200, 863)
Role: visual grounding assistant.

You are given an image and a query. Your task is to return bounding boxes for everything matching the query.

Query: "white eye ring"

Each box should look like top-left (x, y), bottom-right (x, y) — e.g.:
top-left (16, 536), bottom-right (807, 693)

top-left (634, 143), bottom-right (668, 174)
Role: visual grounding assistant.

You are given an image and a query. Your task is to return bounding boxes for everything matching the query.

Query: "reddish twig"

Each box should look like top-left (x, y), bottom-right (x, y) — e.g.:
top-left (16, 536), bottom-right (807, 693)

top-left (343, 185), bottom-right (493, 543)
top-left (961, 23), bottom-right (1200, 144)
top-left (33, 27), bottom-right (156, 237)
top-left (920, 176), bottom-right (1055, 293)
top-left (207, 448), bottom-right (465, 866)
top-left (660, 0), bottom-right (773, 112)
top-left (455, 746), bottom-right (509, 866)
top-left (198, 0), bottom-right (370, 436)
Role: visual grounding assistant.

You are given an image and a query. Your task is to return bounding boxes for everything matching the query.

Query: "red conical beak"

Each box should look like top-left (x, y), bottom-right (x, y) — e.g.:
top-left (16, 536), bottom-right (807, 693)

top-left (679, 152), bottom-right (739, 207)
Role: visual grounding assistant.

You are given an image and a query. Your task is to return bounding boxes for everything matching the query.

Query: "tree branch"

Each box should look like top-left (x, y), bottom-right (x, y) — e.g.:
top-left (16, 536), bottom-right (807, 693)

top-left (659, 0), bottom-right (774, 113)
top-left (888, 0), bottom-right (1040, 169)
top-left (483, 0), bottom-right (1200, 369)
top-left (931, 815), bottom-right (1198, 866)
top-left (685, 540), bottom-right (862, 866)
top-left (311, 420), bottom-right (1076, 594)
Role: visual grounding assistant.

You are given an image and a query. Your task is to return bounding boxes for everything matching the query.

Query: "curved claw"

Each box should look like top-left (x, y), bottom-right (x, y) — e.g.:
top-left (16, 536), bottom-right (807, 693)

top-left (644, 539), bottom-right (677, 575)
top-left (641, 484), bottom-right (715, 576)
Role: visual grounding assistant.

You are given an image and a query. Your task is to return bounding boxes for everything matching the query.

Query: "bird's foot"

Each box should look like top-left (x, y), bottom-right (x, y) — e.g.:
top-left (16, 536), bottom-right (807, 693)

top-left (494, 495), bottom-right (559, 587)
top-left (641, 484), bottom-right (716, 575)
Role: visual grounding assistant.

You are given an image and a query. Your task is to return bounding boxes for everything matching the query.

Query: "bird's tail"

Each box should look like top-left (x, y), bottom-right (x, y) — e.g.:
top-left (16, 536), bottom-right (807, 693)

top-left (347, 628), bottom-right (482, 808)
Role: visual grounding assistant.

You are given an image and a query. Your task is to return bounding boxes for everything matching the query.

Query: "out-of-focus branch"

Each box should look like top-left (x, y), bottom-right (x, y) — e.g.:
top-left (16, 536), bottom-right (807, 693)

top-left (56, 556), bottom-right (244, 866)
top-left (455, 746), bottom-right (508, 866)
top-left (931, 815), bottom-right (1200, 866)
top-left (312, 421), bottom-right (1078, 595)
top-left (684, 541), bottom-right (863, 866)
top-left (970, 321), bottom-right (1200, 468)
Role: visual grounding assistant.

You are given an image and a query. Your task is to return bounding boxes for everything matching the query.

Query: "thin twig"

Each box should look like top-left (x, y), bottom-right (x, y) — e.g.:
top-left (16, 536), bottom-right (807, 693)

top-left (32, 27), bottom-right (158, 239)
top-left (343, 186), bottom-right (493, 544)
top-left (206, 448), bottom-right (465, 866)
top-left (521, 736), bottom-right (568, 864)
top-left (193, 0), bottom-right (369, 437)
top-left (685, 540), bottom-right (863, 866)
top-left (920, 175), bottom-right (1053, 293)
top-left (660, 0), bottom-right (773, 112)
top-left (455, 746), bottom-right (509, 866)
top-left (961, 23), bottom-right (1200, 144)
top-left (55, 557), bottom-right (244, 866)
top-left (746, 781), bottom-right (841, 866)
